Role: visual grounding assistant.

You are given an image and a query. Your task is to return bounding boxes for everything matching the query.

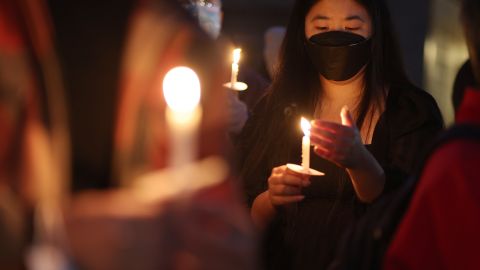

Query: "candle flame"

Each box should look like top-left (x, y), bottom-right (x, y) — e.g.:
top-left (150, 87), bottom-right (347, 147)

top-left (163, 67), bottom-right (201, 113)
top-left (301, 117), bottom-right (311, 137)
top-left (233, 48), bottom-right (241, 64)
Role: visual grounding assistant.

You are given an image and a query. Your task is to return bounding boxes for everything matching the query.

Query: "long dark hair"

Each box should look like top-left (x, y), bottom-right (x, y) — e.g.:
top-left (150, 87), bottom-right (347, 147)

top-left (241, 0), bottom-right (410, 186)
top-left (461, 0), bottom-right (480, 83)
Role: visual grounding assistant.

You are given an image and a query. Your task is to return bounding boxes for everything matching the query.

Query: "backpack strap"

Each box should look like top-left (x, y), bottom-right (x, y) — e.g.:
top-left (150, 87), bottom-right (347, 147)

top-left (416, 123), bottom-right (480, 176)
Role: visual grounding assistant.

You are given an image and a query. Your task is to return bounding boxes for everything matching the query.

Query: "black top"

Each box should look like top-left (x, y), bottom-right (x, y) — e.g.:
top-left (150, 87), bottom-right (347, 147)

top-left (237, 84), bottom-right (444, 270)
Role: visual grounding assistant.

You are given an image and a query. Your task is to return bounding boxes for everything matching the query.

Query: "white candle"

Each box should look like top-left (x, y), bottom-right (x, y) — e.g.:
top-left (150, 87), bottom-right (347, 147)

top-left (163, 67), bottom-right (202, 168)
top-left (301, 117), bottom-right (311, 171)
top-left (230, 48), bottom-right (241, 86)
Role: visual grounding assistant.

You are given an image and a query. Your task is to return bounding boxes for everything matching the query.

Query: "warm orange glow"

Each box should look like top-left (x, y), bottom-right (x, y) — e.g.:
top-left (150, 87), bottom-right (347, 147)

top-left (233, 48), bottom-right (241, 64)
top-left (301, 117), bottom-right (311, 137)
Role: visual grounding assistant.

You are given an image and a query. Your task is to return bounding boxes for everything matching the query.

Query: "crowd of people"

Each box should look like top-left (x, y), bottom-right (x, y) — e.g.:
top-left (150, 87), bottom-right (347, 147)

top-left (0, 0), bottom-right (479, 269)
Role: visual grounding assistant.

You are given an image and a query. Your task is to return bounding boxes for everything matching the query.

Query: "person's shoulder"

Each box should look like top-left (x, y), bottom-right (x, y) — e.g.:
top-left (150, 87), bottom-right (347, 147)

top-left (429, 139), bottom-right (480, 165)
top-left (422, 139), bottom-right (480, 186)
top-left (390, 84), bottom-right (440, 113)
top-left (387, 83), bottom-right (444, 137)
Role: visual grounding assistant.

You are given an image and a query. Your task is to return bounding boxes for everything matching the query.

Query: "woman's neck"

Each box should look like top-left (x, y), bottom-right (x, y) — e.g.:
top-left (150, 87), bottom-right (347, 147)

top-left (314, 69), bottom-right (366, 123)
top-left (319, 69), bottom-right (366, 104)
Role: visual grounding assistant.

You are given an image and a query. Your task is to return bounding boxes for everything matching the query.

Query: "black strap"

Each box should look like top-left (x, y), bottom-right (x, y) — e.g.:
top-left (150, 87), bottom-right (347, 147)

top-left (435, 123), bottom-right (480, 144)
top-left (414, 123), bottom-right (480, 178)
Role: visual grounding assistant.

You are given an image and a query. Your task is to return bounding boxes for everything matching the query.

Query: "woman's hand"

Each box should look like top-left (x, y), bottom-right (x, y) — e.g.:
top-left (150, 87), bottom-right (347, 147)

top-left (310, 106), bottom-right (365, 169)
top-left (251, 166), bottom-right (309, 228)
top-left (310, 106), bottom-right (385, 203)
top-left (267, 165), bottom-right (310, 206)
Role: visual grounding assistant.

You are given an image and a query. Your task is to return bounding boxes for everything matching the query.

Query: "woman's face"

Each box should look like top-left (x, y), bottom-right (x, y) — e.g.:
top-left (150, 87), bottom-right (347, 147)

top-left (305, 0), bottom-right (372, 39)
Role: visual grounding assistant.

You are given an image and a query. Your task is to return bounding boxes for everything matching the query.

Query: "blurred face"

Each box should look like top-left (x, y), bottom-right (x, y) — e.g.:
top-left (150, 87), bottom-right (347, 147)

top-left (305, 0), bottom-right (372, 39)
top-left (182, 0), bottom-right (223, 39)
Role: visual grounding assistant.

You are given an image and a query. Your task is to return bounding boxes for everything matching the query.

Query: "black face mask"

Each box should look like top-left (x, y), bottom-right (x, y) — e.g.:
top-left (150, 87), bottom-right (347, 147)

top-left (305, 31), bottom-right (372, 81)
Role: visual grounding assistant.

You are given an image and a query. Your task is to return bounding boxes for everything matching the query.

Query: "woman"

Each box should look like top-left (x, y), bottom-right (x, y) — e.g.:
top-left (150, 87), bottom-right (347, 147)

top-left (237, 0), bottom-right (443, 269)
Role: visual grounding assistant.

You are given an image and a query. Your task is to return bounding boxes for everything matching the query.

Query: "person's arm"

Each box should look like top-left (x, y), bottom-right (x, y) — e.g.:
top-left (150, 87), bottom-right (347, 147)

top-left (345, 145), bottom-right (385, 203)
top-left (227, 91), bottom-right (248, 135)
top-left (311, 107), bottom-right (384, 203)
top-left (251, 191), bottom-right (276, 229)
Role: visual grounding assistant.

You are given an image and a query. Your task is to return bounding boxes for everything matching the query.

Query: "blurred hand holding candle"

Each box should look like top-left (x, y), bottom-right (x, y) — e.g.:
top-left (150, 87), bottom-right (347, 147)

top-left (223, 48), bottom-right (248, 91)
top-left (163, 66), bottom-right (202, 168)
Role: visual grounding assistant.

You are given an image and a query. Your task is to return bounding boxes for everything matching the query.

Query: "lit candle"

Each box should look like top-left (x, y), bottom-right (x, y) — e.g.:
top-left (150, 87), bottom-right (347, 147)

top-left (286, 117), bottom-right (323, 176)
top-left (224, 48), bottom-right (248, 91)
top-left (301, 117), bottom-right (311, 171)
top-left (231, 48), bottom-right (241, 86)
top-left (163, 66), bottom-right (202, 168)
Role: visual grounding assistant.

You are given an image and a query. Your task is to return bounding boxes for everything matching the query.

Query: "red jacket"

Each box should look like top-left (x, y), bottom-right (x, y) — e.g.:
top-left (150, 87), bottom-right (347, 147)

top-left (384, 88), bottom-right (480, 270)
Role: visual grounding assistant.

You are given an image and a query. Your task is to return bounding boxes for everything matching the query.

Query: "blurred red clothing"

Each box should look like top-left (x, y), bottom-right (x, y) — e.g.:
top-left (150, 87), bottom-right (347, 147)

top-left (384, 88), bottom-right (480, 270)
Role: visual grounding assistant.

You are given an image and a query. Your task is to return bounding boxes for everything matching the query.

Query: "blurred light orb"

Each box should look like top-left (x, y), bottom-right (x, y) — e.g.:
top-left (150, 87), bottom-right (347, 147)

top-left (163, 67), bottom-right (201, 113)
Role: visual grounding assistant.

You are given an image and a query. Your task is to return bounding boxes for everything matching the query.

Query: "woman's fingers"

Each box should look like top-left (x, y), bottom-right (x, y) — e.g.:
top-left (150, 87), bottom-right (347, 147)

top-left (314, 145), bottom-right (346, 161)
top-left (310, 128), bottom-right (336, 143)
top-left (309, 108), bottom-right (362, 169)
top-left (313, 137), bottom-right (352, 168)
top-left (310, 134), bottom-right (350, 152)
top-left (310, 124), bottom-right (355, 138)
top-left (272, 166), bottom-right (310, 183)
top-left (270, 184), bottom-right (302, 196)
top-left (311, 135), bottom-right (351, 153)
top-left (311, 120), bottom-right (349, 132)
top-left (268, 166), bottom-right (311, 206)
top-left (311, 135), bottom-right (335, 151)
top-left (269, 173), bottom-right (310, 189)
top-left (271, 165), bottom-right (286, 175)
top-left (269, 195), bottom-right (305, 205)
top-left (310, 121), bottom-right (357, 164)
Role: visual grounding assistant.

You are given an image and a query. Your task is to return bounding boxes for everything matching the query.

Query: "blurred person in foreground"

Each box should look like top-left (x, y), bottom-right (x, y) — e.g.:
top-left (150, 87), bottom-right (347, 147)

top-left (383, 0), bottom-right (480, 269)
top-left (0, 0), bottom-right (257, 269)
top-left (0, 0), bottom-right (70, 268)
